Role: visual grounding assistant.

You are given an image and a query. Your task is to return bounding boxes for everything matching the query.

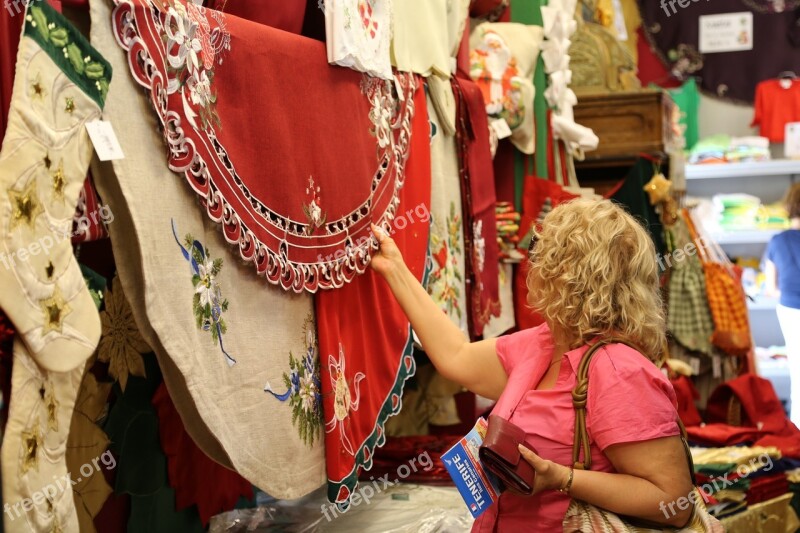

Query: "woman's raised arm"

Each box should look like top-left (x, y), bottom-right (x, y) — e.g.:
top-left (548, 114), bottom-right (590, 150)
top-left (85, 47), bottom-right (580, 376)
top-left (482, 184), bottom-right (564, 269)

top-left (370, 224), bottom-right (508, 400)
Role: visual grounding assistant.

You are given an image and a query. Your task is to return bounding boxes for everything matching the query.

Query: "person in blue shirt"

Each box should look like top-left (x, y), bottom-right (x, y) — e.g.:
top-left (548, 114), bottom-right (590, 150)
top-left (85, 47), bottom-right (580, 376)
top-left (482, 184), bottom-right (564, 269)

top-left (766, 183), bottom-right (800, 423)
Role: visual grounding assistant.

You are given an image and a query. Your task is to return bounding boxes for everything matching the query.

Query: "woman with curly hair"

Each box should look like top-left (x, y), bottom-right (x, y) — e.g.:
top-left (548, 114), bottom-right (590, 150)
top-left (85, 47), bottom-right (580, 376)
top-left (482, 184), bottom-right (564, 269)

top-left (371, 198), bottom-right (694, 530)
top-left (765, 183), bottom-right (800, 424)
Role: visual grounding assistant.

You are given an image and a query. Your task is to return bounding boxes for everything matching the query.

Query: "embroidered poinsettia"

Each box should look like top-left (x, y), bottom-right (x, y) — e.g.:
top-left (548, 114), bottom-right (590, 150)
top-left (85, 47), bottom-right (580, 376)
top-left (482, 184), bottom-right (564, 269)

top-left (66, 371), bottom-right (113, 533)
top-left (165, 5), bottom-right (202, 74)
top-left (427, 202), bottom-right (463, 319)
top-left (185, 237), bottom-right (229, 340)
top-left (187, 71), bottom-right (214, 107)
top-left (97, 276), bottom-right (150, 391)
top-left (362, 77), bottom-right (393, 149)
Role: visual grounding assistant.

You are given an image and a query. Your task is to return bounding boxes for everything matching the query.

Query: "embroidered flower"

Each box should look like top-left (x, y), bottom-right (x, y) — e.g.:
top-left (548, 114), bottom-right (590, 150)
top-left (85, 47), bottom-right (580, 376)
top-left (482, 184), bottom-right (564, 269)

top-left (303, 176), bottom-right (327, 235)
top-left (172, 220), bottom-right (235, 367)
top-left (165, 6), bottom-right (202, 74)
top-left (473, 220), bottom-right (486, 274)
top-left (264, 314), bottom-right (323, 446)
top-left (187, 71), bottom-right (213, 107)
top-left (427, 202), bottom-right (463, 319)
top-left (325, 345), bottom-right (365, 457)
top-left (97, 276), bottom-right (150, 391)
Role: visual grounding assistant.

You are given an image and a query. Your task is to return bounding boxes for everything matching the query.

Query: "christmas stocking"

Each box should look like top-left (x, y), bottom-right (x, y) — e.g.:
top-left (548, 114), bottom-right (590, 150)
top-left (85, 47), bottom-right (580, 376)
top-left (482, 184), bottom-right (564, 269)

top-left (0, 2), bottom-right (110, 372)
top-left (1, 338), bottom-right (83, 533)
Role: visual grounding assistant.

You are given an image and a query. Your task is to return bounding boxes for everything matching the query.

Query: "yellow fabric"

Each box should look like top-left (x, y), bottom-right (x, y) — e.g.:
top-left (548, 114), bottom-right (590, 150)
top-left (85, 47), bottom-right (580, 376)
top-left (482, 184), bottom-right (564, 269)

top-left (719, 493), bottom-right (799, 533)
top-left (690, 446), bottom-right (781, 466)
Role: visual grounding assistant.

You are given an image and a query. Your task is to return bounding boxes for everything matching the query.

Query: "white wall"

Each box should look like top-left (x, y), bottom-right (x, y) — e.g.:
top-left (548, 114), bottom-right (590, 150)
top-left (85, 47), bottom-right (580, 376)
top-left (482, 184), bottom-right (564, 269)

top-left (698, 93), bottom-right (784, 159)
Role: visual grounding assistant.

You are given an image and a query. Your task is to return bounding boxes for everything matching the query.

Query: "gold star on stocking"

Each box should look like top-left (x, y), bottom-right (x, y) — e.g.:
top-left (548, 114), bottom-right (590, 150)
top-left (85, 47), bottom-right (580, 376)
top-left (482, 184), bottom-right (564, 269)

top-left (44, 385), bottom-right (59, 432)
top-left (29, 73), bottom-right (45, 101)
top-left (8, 181), bottom-right (43, 229)
top-left (64, 97), bottom-right (75, 115)
top-left (40, 286), bottom-right (71, 335)
top-left (51, 161), bottom-right (65, 198)
top-left (21, 420), bottom-right (42, 474)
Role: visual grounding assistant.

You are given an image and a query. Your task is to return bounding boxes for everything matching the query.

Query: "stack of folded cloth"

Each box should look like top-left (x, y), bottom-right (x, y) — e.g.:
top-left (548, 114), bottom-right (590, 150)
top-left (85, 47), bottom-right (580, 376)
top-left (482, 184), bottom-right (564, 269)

top-left (495, 202), bottom-right (524, 262)
top-left (690, 445), bottom-right (800, 518)
top-left (688, 135), bottom-right (771, 165)
top-left (712, 194), bottom-right (762, 231)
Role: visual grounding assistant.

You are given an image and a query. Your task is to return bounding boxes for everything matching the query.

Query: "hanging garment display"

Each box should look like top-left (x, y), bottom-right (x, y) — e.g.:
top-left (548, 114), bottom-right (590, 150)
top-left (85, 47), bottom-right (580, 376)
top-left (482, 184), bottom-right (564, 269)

top-left (452, 76), bottom-right (501, 337)
top-left (324, 0), bottom-right (393, 79)
top-left (391, 0), bottom-right (469, 77)
top-left (666, 217), bottom-right (715, 356)
top-left (0, 1), bottom-right (107, 374)
top-left (316, 80), bottom-right (430, 505)
top-left (752, 78), bottom-right (800, 143)
top-left (469, 22), bottom-right (544, 154)
top-left (1, 339), bottom-right (83, 533)
top-left (110, 0), bottom-right (416, 294)
top-left (427, 87), bottom-right (469, 334)
top-left (90, 0), bottom-right (326, 498)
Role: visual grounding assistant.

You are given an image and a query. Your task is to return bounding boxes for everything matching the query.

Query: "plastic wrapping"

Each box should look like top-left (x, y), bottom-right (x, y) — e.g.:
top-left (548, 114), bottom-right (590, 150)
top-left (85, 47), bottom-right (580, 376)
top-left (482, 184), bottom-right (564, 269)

top-left (209, 484), bottom-right (474, 533)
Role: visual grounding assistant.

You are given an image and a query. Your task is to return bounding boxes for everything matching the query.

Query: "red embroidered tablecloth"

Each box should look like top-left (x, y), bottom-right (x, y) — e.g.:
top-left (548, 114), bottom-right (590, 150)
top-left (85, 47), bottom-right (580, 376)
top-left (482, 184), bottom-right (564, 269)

top-left (316, 80), bottom-right (430, 505)
top-left (111, 0), bottom-right (415, 293)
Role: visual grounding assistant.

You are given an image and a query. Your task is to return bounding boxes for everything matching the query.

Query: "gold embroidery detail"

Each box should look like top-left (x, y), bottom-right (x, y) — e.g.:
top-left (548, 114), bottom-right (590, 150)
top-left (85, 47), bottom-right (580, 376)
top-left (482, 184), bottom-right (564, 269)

top-left (64, 97), bottom-right (75, 115)
top-left (44, 385), bottom-right (59, 432)
top-left (40, 286), bottom-right (71, 335)
top-left (8, 181), bottom-right (43, 229)
top-left (51, 161), bottom-right (65, 198)
top-left (21, 420), bottom-right (42, 474)
top-left (46, 262), bottom-right (55, 279)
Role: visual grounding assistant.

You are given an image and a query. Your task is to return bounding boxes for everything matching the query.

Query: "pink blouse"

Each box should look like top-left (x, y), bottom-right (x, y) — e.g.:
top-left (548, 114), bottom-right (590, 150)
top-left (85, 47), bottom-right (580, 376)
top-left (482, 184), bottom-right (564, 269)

top-left (472, 324), bottom-right (680, 532)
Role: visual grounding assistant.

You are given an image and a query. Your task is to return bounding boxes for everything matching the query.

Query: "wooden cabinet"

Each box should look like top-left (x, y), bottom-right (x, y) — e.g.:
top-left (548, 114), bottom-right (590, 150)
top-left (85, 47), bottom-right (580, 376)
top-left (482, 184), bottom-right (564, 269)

top-left (573, 89), bottom-right (675, 167)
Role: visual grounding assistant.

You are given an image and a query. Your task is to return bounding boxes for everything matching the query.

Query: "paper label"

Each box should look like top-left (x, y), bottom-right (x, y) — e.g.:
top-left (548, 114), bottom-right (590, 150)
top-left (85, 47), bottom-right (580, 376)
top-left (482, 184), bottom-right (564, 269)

top-left (786, 122), bottom-right (800, 159)
top-left (688, 356), bottom-right (701, 376)
top-left (699, 12), bottom-right (753, 54)
top-left (85, 120), bottom-right (125, 161)
top-left (491, 118), bottom-right (513, 140)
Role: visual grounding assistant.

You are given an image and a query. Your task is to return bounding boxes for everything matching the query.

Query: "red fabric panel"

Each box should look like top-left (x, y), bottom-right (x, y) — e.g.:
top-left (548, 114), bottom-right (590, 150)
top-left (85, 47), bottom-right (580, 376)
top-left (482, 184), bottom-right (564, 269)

top-left (206, 0), bottom-right (306, 34)
top-left (493, 140), bottom-right (516, 204)
top-left (670, 375), bottom-right (703, 427)
top-left (635, 27), bottom-right (680, 89)
top-left (0, 1), bottom-right (23, 139)
top-left (453, 76), bottom-right (501, 337)
top-left (152, 383), bottom-right (253, 526)
top-left (315, 80), bottom-right (431, 505)
top-left (111, 0), bottom-right (415, 292)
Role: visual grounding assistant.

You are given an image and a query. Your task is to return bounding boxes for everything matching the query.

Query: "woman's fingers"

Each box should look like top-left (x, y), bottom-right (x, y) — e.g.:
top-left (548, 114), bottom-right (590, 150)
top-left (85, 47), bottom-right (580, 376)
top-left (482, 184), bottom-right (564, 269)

top-left (371, 223), bottom-right (388, 244)
top-left (518, 445), bottom-right (544, 468)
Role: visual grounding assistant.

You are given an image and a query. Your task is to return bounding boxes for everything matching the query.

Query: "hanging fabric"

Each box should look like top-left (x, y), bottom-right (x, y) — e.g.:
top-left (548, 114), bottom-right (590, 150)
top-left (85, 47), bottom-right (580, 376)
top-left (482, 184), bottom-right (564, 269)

top-left (323, 0), bottom-right (393, 79)
top-left (316, 79), bottom-right (431, 505)
top-left (90, 0), bottom-right (326, 498)
top-left (109, 0), bottom-right (416, 294)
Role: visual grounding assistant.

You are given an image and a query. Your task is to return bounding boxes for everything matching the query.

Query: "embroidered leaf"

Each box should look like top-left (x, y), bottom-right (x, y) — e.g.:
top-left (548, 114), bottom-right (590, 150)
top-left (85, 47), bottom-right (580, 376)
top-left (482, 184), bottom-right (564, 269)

top-left (85, 62), bottom-right (105, 80)
top-left (67, 43), bottom-right (85, 75)
top-left (97, 79), bottom-right (110, 100)
top-left (49, 27), bottom-right (69, 48)
top-left (30, 6), bottom-right (49, 41)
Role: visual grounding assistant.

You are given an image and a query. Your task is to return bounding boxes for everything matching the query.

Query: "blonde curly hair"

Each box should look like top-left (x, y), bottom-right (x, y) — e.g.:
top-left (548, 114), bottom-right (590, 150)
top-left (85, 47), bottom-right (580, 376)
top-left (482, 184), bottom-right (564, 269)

top-left (526, 198), bottom-right (666, 360)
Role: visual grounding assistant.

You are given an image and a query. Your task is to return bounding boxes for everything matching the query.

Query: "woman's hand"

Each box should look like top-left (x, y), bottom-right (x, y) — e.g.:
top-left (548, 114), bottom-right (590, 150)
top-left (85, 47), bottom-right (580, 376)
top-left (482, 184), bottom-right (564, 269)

top-left (517, 445), bottom-right (572, 495)
top-left (370, 223), bottom-right (405, 278)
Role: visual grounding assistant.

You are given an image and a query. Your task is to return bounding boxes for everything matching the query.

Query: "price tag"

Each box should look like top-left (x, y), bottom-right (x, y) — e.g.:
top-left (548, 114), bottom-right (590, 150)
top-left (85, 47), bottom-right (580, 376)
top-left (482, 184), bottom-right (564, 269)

top-left (688, 356), bottom-right (701, 376)
top-left (786, 122), bottom-right (800, 159)
top-left (712, 355), bottom-right (722, 379)
top-left (490, 118), bottom-right (513, 140)
top-left (85, 120), bottom-right (125, 161)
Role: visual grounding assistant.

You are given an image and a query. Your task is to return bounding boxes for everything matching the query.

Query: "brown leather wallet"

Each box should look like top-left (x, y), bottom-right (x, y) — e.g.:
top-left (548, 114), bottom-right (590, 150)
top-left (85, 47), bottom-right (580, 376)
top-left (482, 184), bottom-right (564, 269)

top-left (479, 414), bottom-right (536, 495)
